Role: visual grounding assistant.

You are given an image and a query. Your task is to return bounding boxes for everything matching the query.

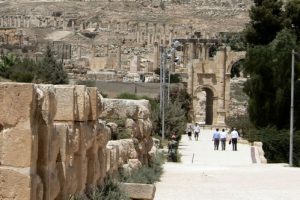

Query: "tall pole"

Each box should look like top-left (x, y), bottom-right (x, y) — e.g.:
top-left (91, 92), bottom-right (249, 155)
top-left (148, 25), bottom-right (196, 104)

top-left (160, 46), bottom-right (165, 141)
top-left (168, 69), bottom-right (170, 103)
top-left (162, 47), bottom-right (166, 141)
top-left (289, 49), bottom-right (295, 167)
top-left (160, 46), bottom-right (163, 117)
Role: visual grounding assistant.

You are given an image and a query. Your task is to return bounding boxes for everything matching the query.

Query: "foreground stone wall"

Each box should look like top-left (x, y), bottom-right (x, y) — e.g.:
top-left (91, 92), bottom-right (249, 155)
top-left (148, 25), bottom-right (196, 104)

top-left (0, 82), bottom-right (153, 200)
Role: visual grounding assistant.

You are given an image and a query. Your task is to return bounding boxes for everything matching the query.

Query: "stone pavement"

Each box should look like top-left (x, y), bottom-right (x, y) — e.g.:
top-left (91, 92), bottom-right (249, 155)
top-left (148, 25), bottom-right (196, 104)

top-left (155, 128), bottom-right (300, 200)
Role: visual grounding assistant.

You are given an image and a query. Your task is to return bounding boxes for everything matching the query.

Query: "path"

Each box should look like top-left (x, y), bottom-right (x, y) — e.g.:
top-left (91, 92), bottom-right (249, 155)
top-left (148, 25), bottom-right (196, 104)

top-left (155, 128), bottom-right (300, 200)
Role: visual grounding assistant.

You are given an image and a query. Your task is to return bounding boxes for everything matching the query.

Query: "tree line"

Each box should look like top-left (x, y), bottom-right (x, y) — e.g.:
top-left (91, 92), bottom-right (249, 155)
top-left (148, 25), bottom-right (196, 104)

top-left (0, 46), bottom-right (68, 84)
top-left (228, 0), bottom-right (300, 166)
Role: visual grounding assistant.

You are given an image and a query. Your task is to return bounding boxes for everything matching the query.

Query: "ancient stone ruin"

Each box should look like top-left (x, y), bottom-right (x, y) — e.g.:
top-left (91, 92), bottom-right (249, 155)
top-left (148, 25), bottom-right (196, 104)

top-left (0, 82), bottom-right (155, 200)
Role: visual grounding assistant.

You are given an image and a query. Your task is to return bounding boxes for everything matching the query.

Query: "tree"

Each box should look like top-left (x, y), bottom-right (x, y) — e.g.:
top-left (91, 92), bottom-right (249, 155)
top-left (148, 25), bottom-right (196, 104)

top-left (243, 29), bottom-right (298, 129)
top-left (37, 46), bottom-right (68, 84)
top-left (244, 0), bottom-right (285, 45)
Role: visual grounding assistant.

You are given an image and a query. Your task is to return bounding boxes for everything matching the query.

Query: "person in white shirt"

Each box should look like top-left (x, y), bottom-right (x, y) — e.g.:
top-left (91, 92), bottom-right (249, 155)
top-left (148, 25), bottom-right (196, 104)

top-left (194, 123), bottom-right (200, 141)
top-left (230, 128), bottom-right (239, 151)
top-left (220, 129), bottom-right (227, 150)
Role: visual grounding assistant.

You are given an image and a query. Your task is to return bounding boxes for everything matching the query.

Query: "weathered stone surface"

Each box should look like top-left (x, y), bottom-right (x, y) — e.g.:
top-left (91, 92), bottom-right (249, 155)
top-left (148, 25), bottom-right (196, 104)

top-left (101, 99), bottom-right (150, 120)
top-left (54, 85), bottom-right (75, 121)
top-left (87, 87), bottom-right (102, 121)
top-left (0, 83), bottom-right (153, 200)
top-left (120, 183), bottom-right (156, 200)
top-left (0, 168), bottom-right (32, 200)
top-left (0, 83), bottom-right (38, 168)
top-left (75, 85), bottom-right (90, 122)
top-left (253, 142), bottom-right (267, 164)
top-left (107, 139), bottom-right (138, 166)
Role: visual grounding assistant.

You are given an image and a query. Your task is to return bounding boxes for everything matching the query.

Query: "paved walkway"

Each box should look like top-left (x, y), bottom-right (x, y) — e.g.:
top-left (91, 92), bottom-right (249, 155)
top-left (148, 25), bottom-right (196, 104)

top-left (155, 128), bottom-right (300, 200)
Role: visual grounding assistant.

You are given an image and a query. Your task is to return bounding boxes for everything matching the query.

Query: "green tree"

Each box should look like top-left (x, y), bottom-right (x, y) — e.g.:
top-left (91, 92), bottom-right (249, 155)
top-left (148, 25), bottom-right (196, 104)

top-left (0, 54), bottom-right (18, 78)
top-left (244, 29), bottom-right (298, 129)
top-left (244, 0), bottom-right (285, 45)
top-left (286, 0), bottom-right (300, 39)
top-left (37, 46), bottom-right (68, 84)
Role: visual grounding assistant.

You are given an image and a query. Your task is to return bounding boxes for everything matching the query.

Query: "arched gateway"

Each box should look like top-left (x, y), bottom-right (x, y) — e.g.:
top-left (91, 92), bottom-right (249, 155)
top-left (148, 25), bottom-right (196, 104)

top-left (177, 36), bottom-right (246, 126)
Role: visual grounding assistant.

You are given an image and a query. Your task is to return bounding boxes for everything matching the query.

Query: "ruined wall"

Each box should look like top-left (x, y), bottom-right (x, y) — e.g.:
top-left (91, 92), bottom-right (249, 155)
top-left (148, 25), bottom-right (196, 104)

top-left (0, 82), bottom-right (153, 200)
top-left (228, 77), bottom-right (248, 117)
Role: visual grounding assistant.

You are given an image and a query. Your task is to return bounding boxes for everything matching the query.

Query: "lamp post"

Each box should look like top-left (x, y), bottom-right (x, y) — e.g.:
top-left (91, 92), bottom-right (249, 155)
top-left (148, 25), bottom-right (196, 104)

top-left (160, 41), bottom-right (181, 142)
top-left (290, 49), bottom-right (295, 167)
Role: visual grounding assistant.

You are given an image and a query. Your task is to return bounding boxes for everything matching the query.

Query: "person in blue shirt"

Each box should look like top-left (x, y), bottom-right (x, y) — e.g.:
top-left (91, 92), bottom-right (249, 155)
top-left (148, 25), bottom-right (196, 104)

top-left (212, 128), bottom-right (220, 150)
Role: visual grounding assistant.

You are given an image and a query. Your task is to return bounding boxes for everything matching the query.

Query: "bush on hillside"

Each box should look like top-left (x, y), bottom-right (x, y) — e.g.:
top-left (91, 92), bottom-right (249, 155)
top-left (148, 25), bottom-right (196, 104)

top-left (244, 127), bottom-right (300, 166)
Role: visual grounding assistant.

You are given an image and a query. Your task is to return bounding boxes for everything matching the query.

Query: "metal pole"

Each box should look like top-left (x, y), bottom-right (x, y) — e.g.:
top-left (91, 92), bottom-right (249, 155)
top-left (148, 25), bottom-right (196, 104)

top-left (162, 47), bottom-right (166, 141)
top-left (289, 49), bottom-right (295, 167)
top-left (160, 46), bottom-right (163, 117)
top-left (168, 68), bottom-right (171, 103)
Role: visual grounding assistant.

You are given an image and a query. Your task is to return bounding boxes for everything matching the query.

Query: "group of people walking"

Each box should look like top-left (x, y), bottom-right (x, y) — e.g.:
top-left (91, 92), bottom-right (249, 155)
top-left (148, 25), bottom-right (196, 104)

top-left (212, 128), bottom-right (239, 151)
top-left (186, 123), bottom-right (201, 141)
top-left (186, 124), bottom-right (240, 151)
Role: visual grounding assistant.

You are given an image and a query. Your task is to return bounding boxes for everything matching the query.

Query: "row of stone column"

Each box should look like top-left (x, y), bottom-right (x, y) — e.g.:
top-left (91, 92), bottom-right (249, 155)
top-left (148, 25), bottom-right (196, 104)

top-left (0, 16), bottom-right (30, 28)
top-left (95, 21), bottom-right (178, 46)
top-left (0, 16), bottom-right (70, 29)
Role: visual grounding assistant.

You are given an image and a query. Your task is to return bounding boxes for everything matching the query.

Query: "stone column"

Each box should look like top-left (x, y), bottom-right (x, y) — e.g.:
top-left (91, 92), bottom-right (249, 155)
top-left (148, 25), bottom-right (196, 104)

top-left (187, 61), bottom-right (193, 95)
top-left (78, 44), bottom-right (81, 59)
top-left (0, 17), bottom-right (3, 27)
top-left (163, 24), bottom-right (166, 45)
top-left (136, 23), bottom-right (140, 44)
top-left (205, 44), bottom-right (210, 60)
top-left (189, 25), bottom-right (193, 37)
top-left (63, 20), bottom-right (67, 30)
top-left (145, 23), bottom-right (149, 37)
top-left (153, 23), bottom-right (157, 43)
top-left (116, 22), bottom-right (120, 32)
top-left (4, 16), bottom-right (7, 27)
top-left (117, 45), bottom-right (121, 70)
top-left (17, 16), bottom-right (21, 27)
top-left (148, 33), bottom-right (151, 45)
top-left (27, 17), bottom-right (30, 28)
top-left (183, 43), bottom-right (189, 67)
top-left (169, 29), bottom-right (173, 46)
top-left (153, 42), bottom-right (159, 70)
top-left (23, 17), bottom-right (26, 28)
top-left (72, 21), bottom-right (75, 30)
top-left (9, 16), bottom-right (12, 27)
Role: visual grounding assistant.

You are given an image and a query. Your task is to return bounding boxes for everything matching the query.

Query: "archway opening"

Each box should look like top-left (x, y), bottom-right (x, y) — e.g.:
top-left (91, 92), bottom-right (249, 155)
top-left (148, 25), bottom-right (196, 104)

top-left (203, 88), bottom-right (214, 125)
top-left (231, 59), bottom-right (245, 78)
top-left (195, 87), bottom-right (214, 125)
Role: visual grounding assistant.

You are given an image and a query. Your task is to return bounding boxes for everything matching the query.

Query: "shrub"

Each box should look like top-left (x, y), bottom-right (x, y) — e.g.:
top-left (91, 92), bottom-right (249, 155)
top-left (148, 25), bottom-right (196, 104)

top-left (244, 127), bottom-right (300, 166)
top-left (120, 152), bottom-right (164, 184)
top-left (92, 179), bottom-right (129, 200)
top-left (0, 47), bottom-right (68, 84)
top-left (73, 178), bottom-right (129, 200)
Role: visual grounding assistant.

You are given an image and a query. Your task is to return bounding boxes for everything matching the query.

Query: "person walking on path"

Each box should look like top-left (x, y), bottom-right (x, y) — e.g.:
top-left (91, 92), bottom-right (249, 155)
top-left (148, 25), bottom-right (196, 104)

top-left (186, 125), bottom-right (193, 140)
top-left (220, 129), bottom-right (227, 150)
top-left (212, 128), bottom-right (220, 150)
top-left (194, 123), bottom-right (200, 141)
top-left (230, 128), bottom-right (239, 151)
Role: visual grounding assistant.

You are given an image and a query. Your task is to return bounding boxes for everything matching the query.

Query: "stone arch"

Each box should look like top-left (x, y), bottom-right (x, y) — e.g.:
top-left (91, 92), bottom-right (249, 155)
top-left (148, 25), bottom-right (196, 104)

top-left (230, 58), bottom-right (245, 78)
top-left (226, 52), bottom-right (246, 74)
top-left (193, 85), bottom-right (218, 125)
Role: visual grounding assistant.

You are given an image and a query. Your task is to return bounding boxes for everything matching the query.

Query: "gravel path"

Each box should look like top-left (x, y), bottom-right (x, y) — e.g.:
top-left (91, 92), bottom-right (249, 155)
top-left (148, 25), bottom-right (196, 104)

top-left (155, 128), bottom-right (300, 200)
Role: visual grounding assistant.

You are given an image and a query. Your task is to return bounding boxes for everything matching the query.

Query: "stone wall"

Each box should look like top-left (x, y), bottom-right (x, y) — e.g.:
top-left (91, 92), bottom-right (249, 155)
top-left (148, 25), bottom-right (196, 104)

top-left (0, 82), bottom-right (153, 200)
